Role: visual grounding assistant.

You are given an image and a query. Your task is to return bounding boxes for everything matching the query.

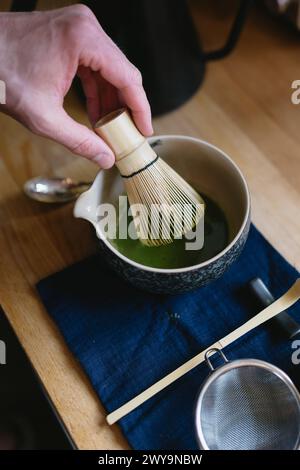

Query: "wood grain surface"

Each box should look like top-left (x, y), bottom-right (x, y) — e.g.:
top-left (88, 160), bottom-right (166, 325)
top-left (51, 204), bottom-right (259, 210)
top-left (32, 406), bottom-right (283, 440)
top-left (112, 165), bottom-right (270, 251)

top-left (0, 1), bottom-right (300, 449)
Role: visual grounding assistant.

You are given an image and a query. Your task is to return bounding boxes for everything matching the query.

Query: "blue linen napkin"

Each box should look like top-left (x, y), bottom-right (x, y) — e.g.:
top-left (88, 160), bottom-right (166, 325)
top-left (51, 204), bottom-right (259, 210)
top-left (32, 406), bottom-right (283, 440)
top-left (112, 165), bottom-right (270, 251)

top-left (37, 225), bottom-right (300, 450)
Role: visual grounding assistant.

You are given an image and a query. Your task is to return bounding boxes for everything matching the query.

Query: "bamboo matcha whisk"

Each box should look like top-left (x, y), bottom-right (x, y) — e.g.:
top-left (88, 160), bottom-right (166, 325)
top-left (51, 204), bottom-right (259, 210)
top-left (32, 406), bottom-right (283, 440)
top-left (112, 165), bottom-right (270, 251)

top-left (95, 109), bottom-right (204, 247)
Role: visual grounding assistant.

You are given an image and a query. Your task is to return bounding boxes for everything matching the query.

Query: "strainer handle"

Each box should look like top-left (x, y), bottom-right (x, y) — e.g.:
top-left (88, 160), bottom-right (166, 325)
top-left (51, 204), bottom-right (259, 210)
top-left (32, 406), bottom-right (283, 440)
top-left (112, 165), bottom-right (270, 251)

top-left (205, 348), bottom-right (229, 371)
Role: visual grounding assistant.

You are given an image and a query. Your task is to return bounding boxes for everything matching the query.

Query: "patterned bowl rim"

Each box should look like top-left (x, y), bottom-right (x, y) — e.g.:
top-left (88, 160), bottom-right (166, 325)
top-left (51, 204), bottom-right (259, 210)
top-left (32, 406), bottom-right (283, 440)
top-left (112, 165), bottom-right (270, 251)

top-left (84, 135), bottom-right (251, 274)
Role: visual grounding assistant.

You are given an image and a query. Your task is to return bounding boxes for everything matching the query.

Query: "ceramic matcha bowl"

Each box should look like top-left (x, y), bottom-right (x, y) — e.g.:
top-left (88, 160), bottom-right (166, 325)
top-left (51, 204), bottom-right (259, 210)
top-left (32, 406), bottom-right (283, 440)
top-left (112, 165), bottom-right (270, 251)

top-left (74, 136), bottom-right (250, 294)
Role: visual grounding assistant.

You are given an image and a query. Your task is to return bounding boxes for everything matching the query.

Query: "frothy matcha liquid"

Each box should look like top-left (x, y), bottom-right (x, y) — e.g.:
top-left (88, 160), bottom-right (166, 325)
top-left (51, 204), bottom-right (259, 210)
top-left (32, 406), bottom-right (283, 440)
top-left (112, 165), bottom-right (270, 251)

top-left (109, 194), bottom-right (228, 269)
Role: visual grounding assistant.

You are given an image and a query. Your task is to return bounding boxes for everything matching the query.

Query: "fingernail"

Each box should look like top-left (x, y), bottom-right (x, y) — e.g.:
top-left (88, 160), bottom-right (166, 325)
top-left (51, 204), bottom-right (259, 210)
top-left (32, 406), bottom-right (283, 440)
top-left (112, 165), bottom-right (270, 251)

top-left (149, 124), bottom-right (154, 135)
top-left (146, 122), bottom-right (154, 136)
top-left (95, 153), bottom-right (114, 169)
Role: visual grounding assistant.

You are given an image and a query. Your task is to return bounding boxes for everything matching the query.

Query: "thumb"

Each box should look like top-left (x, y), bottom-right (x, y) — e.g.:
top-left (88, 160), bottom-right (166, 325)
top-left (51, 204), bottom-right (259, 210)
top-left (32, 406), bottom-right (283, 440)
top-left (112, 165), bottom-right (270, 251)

top-left (41, 108), bottom-right (115, 168)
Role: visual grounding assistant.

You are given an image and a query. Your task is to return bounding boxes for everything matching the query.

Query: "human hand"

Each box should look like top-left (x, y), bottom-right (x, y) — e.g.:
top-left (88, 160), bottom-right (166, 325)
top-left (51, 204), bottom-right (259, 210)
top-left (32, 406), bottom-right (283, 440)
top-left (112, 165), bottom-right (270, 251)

top-left (0, 5), bottom-right (153, 168)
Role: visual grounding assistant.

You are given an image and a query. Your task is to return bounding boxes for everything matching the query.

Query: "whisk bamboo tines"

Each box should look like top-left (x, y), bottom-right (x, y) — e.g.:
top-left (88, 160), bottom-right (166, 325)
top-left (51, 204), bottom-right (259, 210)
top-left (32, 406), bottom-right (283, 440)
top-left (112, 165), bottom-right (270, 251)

top-left (95, 109), bottom-right (204, 247)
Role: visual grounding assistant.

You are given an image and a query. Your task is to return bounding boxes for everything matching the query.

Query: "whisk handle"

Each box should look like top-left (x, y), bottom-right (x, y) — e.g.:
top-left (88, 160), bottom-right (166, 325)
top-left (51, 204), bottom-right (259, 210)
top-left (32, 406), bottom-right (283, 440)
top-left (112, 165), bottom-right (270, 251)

top-left (94, 108), bottom-right (157, 176)
top-left (249, 278), bottom-right (300, 340)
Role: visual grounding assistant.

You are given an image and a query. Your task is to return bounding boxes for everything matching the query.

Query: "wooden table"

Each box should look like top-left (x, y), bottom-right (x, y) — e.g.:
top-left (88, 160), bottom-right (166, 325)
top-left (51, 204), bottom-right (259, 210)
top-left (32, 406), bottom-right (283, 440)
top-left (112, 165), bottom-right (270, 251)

top-left (0, 1), bottom-right (300, 449)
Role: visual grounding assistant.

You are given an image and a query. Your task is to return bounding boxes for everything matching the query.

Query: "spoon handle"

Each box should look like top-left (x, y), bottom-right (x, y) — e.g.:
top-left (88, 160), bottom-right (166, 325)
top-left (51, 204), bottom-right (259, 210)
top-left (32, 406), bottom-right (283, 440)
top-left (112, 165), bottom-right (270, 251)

top-left (67, 181), bottom-right (91, 194)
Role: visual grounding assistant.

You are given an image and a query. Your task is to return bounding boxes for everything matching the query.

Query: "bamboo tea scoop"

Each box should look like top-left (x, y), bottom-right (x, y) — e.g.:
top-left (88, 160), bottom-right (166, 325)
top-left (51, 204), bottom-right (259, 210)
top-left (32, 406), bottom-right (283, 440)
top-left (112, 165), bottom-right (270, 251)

top-left (107, 279), bottom-right (300, 425)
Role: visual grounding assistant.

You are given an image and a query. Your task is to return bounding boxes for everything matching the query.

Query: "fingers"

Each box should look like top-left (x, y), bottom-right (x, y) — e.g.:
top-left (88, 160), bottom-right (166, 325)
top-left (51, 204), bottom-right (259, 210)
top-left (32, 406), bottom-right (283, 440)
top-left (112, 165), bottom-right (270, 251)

top-left (80, 37), bottom-right (153, 136)
top-left (100, 53), bottom-right (153, 136)
top-left (78, 66), bottom-right (120, 124)
top-left (94, 72), bottom-right (120, 118)
top-left (36, 107), bottom-right (115, 168)
top-left (77, 66), bottom-right (100, 125)
top-left (119, 83), bottom-right (153, 137)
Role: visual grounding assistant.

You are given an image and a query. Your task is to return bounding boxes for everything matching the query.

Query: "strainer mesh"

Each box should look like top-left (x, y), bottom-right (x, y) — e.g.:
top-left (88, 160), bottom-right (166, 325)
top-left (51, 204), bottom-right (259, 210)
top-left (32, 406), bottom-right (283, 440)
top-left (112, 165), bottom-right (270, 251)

top-left (199, 366), bottom-right (300, 450)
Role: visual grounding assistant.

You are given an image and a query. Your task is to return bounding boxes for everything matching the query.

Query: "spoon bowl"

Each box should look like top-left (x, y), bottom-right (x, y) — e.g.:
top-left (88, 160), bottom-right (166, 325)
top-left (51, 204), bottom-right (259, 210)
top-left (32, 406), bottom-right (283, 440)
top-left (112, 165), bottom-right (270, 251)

top-left (23, 177), bottom-right (91, 203)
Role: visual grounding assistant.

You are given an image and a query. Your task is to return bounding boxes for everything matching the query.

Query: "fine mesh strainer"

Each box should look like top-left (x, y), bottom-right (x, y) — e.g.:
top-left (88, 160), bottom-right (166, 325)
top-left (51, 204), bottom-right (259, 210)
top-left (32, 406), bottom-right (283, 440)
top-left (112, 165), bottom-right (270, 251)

top-left (195, 348), bottom-right (300, 450)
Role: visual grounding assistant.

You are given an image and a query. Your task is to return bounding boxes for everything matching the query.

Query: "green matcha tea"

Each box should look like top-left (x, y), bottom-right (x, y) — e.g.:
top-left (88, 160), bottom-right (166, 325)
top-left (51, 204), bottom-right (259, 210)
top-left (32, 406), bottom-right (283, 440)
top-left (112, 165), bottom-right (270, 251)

top-left (109, 194), bottom-right (228, 269)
